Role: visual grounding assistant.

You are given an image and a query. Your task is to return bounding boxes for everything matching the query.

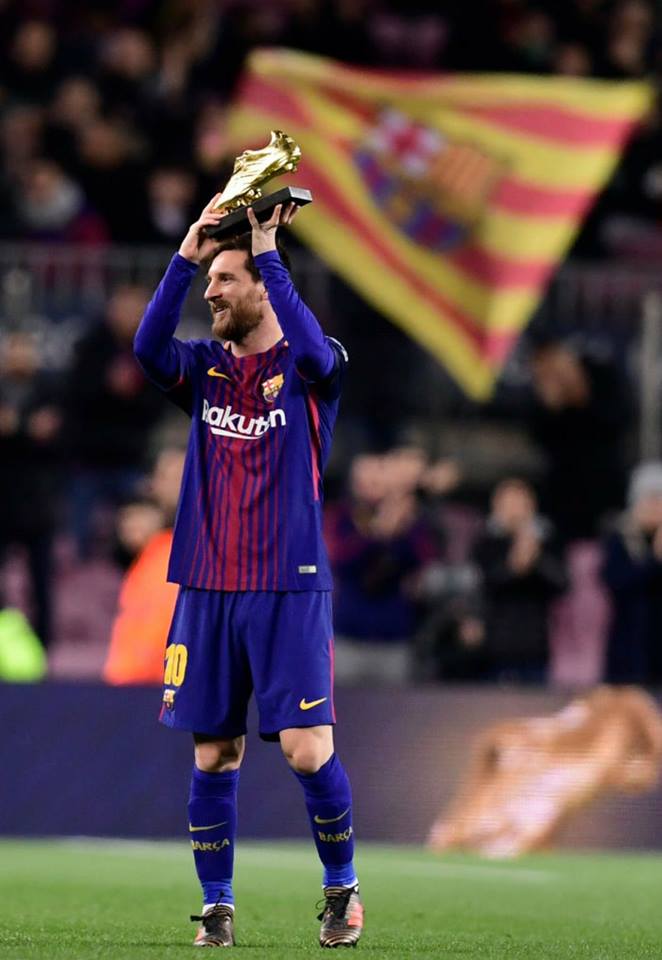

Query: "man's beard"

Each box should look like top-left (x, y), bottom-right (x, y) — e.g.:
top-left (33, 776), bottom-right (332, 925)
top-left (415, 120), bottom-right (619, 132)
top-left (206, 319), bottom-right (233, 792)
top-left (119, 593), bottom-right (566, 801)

top-left (210, 295), bottom-right (262, 344)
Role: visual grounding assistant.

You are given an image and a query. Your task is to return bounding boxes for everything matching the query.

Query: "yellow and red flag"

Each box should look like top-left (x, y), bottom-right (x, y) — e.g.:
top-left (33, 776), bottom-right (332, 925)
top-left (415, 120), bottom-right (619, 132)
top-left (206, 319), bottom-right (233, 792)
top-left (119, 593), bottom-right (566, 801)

top-left (229, 49), bottom-right (652, 398)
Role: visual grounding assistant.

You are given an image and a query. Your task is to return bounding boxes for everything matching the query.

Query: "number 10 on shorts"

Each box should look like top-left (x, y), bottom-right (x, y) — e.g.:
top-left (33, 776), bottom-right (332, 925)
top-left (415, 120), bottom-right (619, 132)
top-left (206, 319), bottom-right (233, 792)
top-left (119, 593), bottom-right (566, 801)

top-left (164, 643), bottom-right (188, 686)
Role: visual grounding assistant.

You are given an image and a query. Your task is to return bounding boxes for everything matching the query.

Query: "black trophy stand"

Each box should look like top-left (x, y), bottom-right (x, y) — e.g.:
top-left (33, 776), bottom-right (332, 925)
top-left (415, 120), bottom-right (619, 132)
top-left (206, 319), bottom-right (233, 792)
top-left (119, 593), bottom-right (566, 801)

top-left (205, 186), bottom-right (313, 239)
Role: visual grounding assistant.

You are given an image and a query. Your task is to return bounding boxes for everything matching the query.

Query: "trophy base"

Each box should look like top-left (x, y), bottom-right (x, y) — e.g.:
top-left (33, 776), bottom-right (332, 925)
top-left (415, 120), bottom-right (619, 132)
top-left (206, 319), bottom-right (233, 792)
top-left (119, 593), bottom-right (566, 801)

top-left (205, 187), bottom-right (313, 239)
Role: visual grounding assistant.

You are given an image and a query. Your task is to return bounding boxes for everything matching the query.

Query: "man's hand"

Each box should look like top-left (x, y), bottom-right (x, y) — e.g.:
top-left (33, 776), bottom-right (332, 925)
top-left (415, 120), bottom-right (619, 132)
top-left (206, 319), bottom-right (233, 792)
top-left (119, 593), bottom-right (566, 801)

top-left (247, 202), bottom-right (298, 256)
top-left (178, 194), bottom-right (226, 265)
top-left (508, 530), bottom-right (541, 575)
top-left (369, 492), bottom-right (416, 540)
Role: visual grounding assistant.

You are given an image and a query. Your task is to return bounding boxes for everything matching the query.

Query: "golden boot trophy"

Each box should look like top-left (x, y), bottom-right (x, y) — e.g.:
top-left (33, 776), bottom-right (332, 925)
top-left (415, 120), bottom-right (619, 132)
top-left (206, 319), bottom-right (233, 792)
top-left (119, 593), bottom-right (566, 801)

top-left (205, 130), bottom-right (312, 239)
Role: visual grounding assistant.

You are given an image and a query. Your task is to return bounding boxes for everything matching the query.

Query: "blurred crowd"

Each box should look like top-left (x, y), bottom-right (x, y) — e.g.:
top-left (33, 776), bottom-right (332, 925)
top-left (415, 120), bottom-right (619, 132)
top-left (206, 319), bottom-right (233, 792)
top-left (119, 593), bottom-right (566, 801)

top-left (2, 314), bottom-right (662, 690)
top-left (0, 289), bottom-right (163, 657)
top-left (1, 0), bottom-right (661, 686)
top-left (328, 421), bottom-right (662, 689)
top-left (0, 0), bottom-right (660, 257)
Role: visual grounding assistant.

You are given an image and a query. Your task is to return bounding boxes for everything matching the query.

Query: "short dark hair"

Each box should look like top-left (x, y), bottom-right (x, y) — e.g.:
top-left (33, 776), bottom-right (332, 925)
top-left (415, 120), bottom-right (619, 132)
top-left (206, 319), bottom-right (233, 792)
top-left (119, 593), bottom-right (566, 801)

top-left (205, 231), bottom-right (291, 281)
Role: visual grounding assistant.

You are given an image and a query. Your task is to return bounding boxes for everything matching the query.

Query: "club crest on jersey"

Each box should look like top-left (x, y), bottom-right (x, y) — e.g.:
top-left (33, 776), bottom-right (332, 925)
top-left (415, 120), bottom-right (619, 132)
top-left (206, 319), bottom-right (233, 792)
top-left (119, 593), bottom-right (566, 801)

top-left (261, 373), bottom-right (284, 403)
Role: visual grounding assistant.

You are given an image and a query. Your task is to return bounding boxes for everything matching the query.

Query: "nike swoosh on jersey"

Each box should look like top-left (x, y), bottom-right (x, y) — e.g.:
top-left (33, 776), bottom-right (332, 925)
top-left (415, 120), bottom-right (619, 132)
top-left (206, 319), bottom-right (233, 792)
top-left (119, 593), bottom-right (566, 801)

top-left (188, 821), bottom-right (228, 832)
top-left (299, 697), bottom-right (328, 711)
top-left (313, 806), bottom-right (351, 825)
top-left (207, 367), bottom-right (232, 380)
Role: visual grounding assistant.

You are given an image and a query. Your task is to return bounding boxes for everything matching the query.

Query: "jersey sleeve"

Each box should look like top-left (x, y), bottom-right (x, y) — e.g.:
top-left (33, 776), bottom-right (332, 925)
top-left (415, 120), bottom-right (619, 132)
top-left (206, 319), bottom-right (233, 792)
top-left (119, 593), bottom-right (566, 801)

top-left (316, 336), bottom-right (348, 402)
top-left (254, 250), bottom-right (338, 384)
top-left (133, 253), bottom-right (199, 390)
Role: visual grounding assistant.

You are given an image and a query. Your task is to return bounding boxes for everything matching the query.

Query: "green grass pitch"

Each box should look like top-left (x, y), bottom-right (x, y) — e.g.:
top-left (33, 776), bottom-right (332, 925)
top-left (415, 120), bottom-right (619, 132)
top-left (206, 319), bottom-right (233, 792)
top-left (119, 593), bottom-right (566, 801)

top-left (1, 839), bottom-right (661, 959)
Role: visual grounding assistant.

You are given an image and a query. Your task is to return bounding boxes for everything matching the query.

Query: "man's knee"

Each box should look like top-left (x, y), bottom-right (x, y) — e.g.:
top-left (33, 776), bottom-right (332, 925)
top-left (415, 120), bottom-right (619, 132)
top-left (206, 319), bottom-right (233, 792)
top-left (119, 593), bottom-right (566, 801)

top-left (280, 726), bottom-right (334, 775)
top-left (285, 747), bottom-right (324, 775)
top-left (194, 734), bottom-right (245, 773)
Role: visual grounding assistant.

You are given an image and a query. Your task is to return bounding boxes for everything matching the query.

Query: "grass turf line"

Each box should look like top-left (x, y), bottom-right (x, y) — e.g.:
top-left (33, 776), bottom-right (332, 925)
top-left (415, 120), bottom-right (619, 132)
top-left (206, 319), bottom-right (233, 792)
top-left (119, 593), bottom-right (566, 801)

top-left (1, 840), bottom-right (661, 959)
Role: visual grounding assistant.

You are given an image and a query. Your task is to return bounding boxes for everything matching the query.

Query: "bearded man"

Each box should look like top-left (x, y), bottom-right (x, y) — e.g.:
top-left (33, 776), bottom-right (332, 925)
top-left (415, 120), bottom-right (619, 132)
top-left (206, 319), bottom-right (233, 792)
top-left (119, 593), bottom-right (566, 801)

top-left (133, 195), bottom-right (362, 948)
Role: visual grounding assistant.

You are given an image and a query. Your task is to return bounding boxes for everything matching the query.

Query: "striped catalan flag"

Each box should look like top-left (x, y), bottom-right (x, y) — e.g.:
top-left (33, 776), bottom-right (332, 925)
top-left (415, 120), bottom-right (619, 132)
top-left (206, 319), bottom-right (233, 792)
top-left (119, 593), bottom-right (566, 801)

top-left (228, 49), bottom-right (653, 398)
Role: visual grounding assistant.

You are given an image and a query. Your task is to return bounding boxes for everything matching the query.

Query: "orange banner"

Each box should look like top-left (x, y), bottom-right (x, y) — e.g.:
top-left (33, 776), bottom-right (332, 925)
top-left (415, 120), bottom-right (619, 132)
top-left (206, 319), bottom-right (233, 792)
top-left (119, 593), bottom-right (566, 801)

top-left (229, 50), bottom-right (652, 397)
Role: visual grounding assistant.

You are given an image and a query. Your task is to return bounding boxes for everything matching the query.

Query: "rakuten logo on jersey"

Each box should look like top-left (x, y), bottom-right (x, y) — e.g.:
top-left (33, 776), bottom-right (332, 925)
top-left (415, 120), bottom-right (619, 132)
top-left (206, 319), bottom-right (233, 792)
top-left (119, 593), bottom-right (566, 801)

top-left (202, 398), bottom-right (287, 440)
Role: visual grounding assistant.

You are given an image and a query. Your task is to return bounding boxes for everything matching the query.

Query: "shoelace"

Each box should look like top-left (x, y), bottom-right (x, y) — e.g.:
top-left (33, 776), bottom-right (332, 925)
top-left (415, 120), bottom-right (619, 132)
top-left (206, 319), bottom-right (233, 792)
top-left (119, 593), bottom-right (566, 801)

top-left (316, 887), bottom-right (353, 923)
top-left (190, 905), bottom-right (233, 926)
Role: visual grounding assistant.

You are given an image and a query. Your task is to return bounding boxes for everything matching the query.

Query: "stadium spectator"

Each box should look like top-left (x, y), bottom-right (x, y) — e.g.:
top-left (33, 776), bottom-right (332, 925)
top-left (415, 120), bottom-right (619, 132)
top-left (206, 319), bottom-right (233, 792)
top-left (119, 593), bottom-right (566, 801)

top-left (96, 26), bottom-right (157, 116)
top-left (110, 500), bottom-right (164, 573)
top-left (602, 462), bottom-right (662, 685)
top-left (103, 447), bottom-right (185, 686)
top-left (528, 339), bottom-right (631, 542)
top-left (0, 331), bottom-right (64, 649)
top-left (472, 477), bottom-right (568, 683)
top-left (138, 167), bottom-right (198, 244)
top-left (74, 118), bottom-right (149, 242)
top-left (1, 20), bottom-right (62, 103)
top-left (14, 158), bottom-right (109, 245)
top-left (43, 76), bottom-right (102, 174)
top-left (603, 0), bottom-right (655, 78)
top-left (326, 448), bottom-right (438, 684)
top-left (413, 565), bottom-right (485, 683)
top-left (65, 283), bottom-right (164, 558)
top-left (410, 456), bottom-right (488, 682)
top-left (525, 339), bottom-right (631, 684)
top-left (1, 103), bottom-right (43, 183)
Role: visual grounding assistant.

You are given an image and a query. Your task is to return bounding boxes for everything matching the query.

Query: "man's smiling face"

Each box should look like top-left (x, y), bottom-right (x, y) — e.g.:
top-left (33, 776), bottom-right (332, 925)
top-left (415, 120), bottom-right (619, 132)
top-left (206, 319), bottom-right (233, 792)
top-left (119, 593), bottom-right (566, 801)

top-left (204, 249), bottom-right (265, 344)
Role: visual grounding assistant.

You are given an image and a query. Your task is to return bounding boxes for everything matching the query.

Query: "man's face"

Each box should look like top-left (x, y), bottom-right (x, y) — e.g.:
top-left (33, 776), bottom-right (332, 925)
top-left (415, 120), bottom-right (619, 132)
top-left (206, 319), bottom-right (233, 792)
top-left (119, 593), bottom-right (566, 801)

top-left (633, 493), bottom-right (662, 533)
top-left (107, 285), bottom-right (150, 342)
top-left (531, 346), bottom-right (587, 410)
top-left (385, 446), bottom-right (427, 495)
top-left (204, 249), bottom-right (264, 344)
top-left (492, 481), bottom-right (536, 531)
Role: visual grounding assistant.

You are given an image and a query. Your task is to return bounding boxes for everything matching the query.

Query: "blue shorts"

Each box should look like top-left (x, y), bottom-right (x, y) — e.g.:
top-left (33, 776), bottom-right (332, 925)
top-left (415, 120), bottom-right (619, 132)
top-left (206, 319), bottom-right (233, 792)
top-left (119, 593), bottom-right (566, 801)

top-left (159, 587), bottom-right (336, 741)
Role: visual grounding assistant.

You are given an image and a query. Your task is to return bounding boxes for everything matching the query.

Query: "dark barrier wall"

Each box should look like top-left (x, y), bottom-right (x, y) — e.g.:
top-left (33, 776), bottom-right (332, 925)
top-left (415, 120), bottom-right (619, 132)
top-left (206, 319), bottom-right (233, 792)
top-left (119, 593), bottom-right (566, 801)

top-left (1, 683), bottom-right (661, 849)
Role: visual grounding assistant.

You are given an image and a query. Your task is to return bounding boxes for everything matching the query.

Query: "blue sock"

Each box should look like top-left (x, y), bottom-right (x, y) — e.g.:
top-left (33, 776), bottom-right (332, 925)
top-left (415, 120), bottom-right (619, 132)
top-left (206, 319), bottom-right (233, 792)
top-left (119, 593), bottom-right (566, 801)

top-left (293, 753), bottom-right (357, 888)
top-left (188, 767), bottom-right (239, 906)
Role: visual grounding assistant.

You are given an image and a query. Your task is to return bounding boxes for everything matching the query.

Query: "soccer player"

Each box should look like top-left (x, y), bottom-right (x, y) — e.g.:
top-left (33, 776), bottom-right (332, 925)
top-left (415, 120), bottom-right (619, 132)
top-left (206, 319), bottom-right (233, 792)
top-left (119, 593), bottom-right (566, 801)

top-left (134, 195), bottom-right (363, 948)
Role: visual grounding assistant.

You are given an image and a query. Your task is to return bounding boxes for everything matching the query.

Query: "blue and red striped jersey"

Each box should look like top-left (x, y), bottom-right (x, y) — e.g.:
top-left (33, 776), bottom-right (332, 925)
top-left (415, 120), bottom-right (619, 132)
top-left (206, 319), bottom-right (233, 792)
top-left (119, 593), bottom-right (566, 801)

top-left (134, 251), bottom-right (346, 591)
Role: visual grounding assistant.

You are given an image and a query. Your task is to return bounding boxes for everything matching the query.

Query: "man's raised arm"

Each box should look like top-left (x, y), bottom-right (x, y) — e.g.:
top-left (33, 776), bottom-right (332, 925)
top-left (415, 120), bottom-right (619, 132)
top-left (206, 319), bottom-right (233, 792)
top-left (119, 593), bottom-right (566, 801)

top-left (247, 204), bottom-right (338, 383)
top-left (134, 195), bottom-right (225, 387)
